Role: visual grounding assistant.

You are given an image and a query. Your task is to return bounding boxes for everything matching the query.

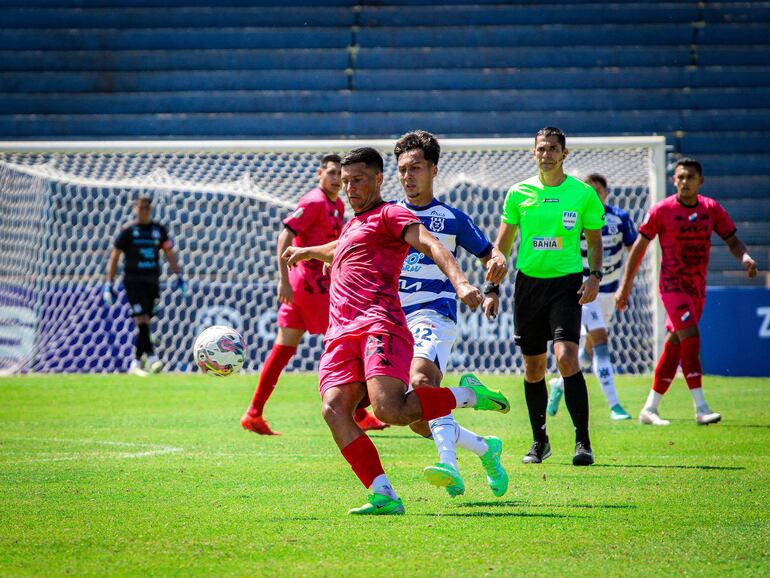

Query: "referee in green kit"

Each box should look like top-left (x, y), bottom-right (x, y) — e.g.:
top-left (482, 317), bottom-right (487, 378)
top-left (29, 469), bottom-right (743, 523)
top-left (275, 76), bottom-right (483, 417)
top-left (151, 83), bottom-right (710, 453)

top-left (484, 127), bottom-right (605, 466)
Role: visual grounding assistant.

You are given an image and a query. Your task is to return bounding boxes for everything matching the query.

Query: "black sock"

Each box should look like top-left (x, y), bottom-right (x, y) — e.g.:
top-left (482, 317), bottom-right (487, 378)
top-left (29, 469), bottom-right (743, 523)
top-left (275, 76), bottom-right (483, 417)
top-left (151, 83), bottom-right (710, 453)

top-left (524, 379), bottom-right (548, 443)
top-left (137, 323), bottom-right (153, 356)
top-left (564, 371), bottom-right (590, 445)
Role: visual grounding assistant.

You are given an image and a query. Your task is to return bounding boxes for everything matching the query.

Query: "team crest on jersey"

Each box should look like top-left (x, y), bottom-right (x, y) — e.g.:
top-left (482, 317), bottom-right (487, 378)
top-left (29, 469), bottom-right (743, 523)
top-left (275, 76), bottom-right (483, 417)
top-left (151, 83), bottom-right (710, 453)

top-left (688, 212), bottom-right (698, 222)
top-left (428, 216), bottom-right (445, 233)
top-left (562, 211), bottom-right (577, 230)
top-left (152, 228), bottom-right (160, 239)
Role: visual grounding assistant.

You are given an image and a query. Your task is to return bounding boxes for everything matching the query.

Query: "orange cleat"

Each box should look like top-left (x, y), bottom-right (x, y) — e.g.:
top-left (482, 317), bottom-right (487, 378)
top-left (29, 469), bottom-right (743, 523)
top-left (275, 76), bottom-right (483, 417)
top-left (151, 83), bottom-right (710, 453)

top-left (355, 411), bottom-right (390, 432)
top-left (241, 412), bottom-right (282, 436)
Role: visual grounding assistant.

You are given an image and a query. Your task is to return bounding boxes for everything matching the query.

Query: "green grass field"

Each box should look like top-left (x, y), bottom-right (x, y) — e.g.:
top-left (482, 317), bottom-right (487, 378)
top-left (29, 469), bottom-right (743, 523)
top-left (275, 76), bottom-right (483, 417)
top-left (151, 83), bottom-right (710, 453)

top-left (1, 373), bottom-right (768, 577)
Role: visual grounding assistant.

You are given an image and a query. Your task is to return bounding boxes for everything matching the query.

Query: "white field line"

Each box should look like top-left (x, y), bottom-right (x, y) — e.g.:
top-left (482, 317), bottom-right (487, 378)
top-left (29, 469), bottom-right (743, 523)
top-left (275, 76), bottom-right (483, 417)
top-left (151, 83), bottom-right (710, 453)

top-left (1, 437), bottom-right (183, 463)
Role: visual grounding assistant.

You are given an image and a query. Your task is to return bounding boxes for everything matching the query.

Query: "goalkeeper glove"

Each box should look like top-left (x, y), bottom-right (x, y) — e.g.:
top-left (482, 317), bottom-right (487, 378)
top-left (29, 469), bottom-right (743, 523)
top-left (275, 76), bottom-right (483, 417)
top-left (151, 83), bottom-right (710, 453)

top-left (102, 283), bottom-right (116, 306)
top-left (174, 274), bottom-right (189, 296)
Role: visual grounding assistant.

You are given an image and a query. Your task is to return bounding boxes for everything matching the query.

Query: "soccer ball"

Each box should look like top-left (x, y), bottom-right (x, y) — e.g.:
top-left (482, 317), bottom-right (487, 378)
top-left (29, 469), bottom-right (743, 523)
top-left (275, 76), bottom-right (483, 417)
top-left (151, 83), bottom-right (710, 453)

top-left (194, 325), bottom-right (246, 377)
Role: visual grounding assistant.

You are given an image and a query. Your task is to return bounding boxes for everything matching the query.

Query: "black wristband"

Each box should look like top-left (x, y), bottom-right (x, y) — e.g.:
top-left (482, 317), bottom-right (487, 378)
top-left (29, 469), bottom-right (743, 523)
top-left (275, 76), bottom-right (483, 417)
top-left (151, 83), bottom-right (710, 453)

top-left (589, 270), bottom-right (604, 281)
top-left (482, 282), bottom-right (500, 295)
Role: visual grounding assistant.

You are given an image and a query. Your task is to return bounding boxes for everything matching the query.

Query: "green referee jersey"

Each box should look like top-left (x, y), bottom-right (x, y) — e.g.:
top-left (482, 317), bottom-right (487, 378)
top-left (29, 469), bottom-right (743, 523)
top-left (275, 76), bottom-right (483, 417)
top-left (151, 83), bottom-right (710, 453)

top-left (502, 174), bottom-right (605, 278)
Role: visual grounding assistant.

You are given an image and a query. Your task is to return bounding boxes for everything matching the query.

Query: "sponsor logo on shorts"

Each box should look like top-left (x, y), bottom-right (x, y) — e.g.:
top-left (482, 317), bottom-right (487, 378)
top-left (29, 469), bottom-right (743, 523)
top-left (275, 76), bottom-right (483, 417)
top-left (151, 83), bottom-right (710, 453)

top-left (562, 211), bottom-right (578, 230)
top-left (532, 237), bottom-right (563, 250)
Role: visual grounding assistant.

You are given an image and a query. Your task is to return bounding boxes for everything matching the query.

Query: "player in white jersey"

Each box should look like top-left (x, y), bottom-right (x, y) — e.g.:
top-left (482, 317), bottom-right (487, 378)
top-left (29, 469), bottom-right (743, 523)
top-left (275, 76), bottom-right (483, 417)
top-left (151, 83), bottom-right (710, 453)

top-left (394, 130), bottom-right (510, 497)
top-left (547, 173), bottom-right (637, 420)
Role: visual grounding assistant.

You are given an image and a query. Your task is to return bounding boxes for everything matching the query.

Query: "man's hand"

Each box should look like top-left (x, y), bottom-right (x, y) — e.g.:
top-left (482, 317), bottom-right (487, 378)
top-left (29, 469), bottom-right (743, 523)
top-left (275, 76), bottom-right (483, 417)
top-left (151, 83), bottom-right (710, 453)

top-left (282, 246), bottom-right (308, 268)
top-left (278, 278), bottom-right (294, 305)
top-left (102, 283), bottom-right (116, 306)
top-left (485, 253), bottom-right (508, 285)
top-left (743, 254), bottom-right (758, 278)
top-left (615, 284), bottom-right (632, 311)
top-left (578, 275), bottom-right (600, 305)
top-left (457, 281), bottom-right (483, 310)
top-left (173, 274), bottom-right (188, 296)
top-left (482, 293), bottom-right (499, 320)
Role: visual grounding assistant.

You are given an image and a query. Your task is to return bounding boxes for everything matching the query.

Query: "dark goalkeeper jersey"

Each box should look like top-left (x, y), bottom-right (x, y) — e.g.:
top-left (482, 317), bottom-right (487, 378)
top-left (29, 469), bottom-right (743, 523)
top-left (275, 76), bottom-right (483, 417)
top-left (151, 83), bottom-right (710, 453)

top-left (114, 221), bottom-right (172, 280)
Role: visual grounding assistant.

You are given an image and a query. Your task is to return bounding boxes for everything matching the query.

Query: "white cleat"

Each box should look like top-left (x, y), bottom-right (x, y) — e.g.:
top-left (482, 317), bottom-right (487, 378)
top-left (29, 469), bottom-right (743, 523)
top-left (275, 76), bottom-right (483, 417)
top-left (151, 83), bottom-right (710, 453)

top-left (128, 359), bottom-right (148, 377)
top-left (696, 412), bottom-right (722, 425)
top-left (146, 355), bottom-right (164, 374)
top-left (639, 408), bottom-right (670, 426)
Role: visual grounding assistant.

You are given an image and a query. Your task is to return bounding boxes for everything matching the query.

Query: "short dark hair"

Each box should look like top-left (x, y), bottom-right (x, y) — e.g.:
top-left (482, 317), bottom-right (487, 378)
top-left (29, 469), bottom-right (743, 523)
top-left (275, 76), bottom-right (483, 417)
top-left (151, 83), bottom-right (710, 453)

top-left (585, 173), bottom-right (607, 189)
top-left (341, 147), bottom-right (384, 173)
top-left (393, 130), bottom-right (441, 165)
top-left (134, 195), bottom-right (152, 205)
top-left (535, 127), bottom-right (566, 149)
top-left (675, 157), bottom-right (703, 176)
top-left (320, 153), bottom-right (341, 167)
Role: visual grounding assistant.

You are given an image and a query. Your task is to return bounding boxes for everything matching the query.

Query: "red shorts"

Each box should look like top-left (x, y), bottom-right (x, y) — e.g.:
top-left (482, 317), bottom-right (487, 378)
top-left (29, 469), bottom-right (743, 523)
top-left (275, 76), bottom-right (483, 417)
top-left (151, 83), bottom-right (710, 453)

top-left (661, 291), bottom-right (705, 332)
top-left (277, 291), bottom-right (330, 335)
top-left (318, 330), bottom-right (413, 399)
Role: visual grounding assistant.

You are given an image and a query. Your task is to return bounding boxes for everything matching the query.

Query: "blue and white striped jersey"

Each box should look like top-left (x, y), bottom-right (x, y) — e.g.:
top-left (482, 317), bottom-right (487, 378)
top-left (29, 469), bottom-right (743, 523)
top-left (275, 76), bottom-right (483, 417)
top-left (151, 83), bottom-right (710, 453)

top-left (581, 204), bottom-right (638, 293)
top-left (396, 198), bottom-right (493, 322)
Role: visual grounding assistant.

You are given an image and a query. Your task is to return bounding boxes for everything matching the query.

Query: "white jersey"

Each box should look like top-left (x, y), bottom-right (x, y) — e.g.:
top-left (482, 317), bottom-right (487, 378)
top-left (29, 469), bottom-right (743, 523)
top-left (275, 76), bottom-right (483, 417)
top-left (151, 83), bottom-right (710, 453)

top-left (581, 204), bottom-right (638, 292)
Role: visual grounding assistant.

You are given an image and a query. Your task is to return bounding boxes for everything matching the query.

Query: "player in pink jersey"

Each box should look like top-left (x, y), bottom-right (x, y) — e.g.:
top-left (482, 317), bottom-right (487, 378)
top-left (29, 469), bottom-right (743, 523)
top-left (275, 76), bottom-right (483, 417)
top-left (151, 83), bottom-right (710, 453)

top-left (616, 158), bottom-right (757, 426)
top-left (283, 147), bottom-right (510, 515)
top-left (241, 154), bottom-right (387, 435)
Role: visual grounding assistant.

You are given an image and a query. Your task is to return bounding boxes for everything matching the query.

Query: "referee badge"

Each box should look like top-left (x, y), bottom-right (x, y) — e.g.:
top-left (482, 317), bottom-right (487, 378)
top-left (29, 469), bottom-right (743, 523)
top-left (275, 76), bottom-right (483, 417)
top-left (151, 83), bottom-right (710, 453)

top-left (562, 211), bottom-right (578, 230)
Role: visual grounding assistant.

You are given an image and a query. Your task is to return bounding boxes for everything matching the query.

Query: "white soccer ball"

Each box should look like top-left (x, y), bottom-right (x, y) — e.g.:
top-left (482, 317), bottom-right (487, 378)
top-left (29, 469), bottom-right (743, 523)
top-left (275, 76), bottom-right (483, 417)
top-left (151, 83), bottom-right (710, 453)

top-left (194, 325), bottom-right (246, 377)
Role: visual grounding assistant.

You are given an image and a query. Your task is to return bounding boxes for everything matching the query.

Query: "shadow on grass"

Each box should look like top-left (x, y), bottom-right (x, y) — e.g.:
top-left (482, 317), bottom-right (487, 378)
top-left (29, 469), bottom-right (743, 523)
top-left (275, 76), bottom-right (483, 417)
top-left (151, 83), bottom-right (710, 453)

top-left (459, 501), bottom-right (637, 510)
top-left (593, 464), bottom-right (744, 471)
top-left (716, 424), bottom-right (770, 429)
top-left (415, 511), bottom-right (578, 519)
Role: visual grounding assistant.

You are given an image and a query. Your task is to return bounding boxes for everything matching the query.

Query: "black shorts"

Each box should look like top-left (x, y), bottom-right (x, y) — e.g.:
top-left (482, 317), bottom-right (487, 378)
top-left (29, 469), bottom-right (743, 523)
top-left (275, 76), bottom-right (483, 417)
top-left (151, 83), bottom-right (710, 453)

top-left (514, 271), bottom-right (583, 356)
top-left (123, 277), bottom-right (160, 317)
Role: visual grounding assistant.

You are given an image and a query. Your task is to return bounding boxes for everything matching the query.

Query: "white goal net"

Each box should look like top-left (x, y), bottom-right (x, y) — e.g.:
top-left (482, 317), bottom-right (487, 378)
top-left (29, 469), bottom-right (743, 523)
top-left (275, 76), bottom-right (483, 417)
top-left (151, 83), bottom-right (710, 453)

top-left (0, 138), bottom-right (665, 375)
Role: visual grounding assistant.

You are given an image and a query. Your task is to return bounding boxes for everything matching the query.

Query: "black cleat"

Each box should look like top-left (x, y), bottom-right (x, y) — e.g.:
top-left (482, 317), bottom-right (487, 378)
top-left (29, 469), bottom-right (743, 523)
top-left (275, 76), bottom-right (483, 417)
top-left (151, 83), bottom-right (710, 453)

top-left (572, 441), bottom-right (595, 466)
top-left (522, 439), bottom-right (552, 464)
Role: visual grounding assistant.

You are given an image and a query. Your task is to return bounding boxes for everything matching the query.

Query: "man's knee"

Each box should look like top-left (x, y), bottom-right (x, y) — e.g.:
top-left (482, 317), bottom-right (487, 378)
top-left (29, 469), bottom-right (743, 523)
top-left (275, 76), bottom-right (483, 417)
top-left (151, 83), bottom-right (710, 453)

top-left (372, 397), bottom-right (412, 426)
top-left (410, 371), bottom-right (436, 390)
top-left (523, 356), bottom-right (547, 382)
top-left (322, 397), bottom-right (353, 428)
top-left (555, 342), bottom-right (581, 376)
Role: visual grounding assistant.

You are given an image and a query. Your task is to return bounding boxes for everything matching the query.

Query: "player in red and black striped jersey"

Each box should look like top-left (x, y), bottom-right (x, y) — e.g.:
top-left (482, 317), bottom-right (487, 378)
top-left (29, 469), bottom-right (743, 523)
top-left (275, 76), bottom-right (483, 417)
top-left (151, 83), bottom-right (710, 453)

top-left (616, 158), bottom-right (758, 425)
top-left (104, 196), bottom-right (187, 376)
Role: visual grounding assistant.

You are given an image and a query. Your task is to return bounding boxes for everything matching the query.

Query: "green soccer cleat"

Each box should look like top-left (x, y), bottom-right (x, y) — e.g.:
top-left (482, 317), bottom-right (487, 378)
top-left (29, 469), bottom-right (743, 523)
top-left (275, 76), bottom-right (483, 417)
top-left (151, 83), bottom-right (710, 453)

top-left (347, 493), bottom-right (405, 515)
top-left (479, 436), bottom-right (509, 497)
top-left (459, 373), bottom-right (510, 414)
top-left (424, 463), bottom-right (465, 497)
top-left (547, 378), bottom-right (564, 417)
top-left (610, 403), bottom-right (632, 421)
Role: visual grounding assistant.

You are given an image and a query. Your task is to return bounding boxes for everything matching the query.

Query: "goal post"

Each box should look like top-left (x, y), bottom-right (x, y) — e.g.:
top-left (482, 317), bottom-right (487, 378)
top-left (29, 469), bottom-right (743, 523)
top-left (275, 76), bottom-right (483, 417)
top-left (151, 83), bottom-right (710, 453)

top-left (0, 137), bottom-right (666, 375)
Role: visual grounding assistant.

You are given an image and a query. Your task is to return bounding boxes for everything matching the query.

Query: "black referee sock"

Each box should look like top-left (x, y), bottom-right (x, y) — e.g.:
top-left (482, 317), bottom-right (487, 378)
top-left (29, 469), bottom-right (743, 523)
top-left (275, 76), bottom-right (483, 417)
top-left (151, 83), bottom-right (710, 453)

top-left (137, 323), bottom-right (153, 357)
top-left (563, 371), bottom-right (591, 446)
top-left (524, 379), bottom-right (549, 443)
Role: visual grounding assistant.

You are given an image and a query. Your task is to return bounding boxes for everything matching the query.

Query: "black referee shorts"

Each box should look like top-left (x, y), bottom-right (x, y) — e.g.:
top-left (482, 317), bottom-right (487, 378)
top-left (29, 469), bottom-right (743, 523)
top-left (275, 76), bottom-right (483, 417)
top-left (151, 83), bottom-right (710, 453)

top-left (123, 277), bottom-right (160, 318)
top-left (514, 271), bottom-right (583, 356)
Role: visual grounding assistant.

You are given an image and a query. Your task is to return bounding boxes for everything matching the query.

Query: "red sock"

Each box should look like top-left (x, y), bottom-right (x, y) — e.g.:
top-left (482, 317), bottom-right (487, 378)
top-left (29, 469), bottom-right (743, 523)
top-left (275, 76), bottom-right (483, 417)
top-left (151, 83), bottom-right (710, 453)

top-left (247, 344), bottom-right (296, 416)
top-left (353, 408), bottom-right (369, 422)
top-left (653, 340), bottom-right (681, 394)
top-left (411, 388), bottom-right (457, 421)
top-left (340, 434), bottom-right (385, 488)
top-left (679, 335), bottom-right (703, 390)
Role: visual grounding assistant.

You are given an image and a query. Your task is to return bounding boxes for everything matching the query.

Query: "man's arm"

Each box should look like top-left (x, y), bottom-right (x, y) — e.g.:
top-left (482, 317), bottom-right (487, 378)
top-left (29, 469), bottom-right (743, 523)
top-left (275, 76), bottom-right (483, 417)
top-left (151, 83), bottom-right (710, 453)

top-left (724, 234), bottom-right (758, 278)
top-left (480, 246), bottom-right (508, 285)
top-left (106, 248), bottom-right (121, 283)
top-left (162, 246), bottom-right (182, 275)
top-left (494, 222), bottom-right (518, 260)
top-left (283, 240), bottom-right (338, 267)
top-left (615, 235), bottom-right (651, 311)
top-left (578, 228), bottom-right (603, 305)
top-left (277, 227), bottom-right (297, 304)
top-left (404, 223), bottom-right (482, 309)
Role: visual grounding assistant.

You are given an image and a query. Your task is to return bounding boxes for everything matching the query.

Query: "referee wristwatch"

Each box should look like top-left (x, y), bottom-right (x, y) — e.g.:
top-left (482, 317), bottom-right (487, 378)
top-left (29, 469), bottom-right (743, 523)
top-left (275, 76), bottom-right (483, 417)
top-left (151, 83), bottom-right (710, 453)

top-left (589, 270), bottom-right (604, 281)
top-left (482, 282), bottom-right (500, 295)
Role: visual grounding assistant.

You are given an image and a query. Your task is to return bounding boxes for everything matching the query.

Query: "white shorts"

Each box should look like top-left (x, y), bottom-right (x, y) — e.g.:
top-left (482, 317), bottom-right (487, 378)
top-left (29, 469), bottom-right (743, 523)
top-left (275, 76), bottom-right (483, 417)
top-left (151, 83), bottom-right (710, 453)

top-left (406, 309), bottom-right (457, 373)
top-left (581, 292), bottom-right (616, 335)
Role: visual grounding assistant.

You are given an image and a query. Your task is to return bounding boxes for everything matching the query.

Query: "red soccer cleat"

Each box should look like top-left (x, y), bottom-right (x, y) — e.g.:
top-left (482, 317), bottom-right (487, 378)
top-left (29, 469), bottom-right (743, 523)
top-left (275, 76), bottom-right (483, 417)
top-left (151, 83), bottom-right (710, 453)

top-left (241, 412), bottom-right (282, 436)
top-left (355, 410), bottom-right (390, 432)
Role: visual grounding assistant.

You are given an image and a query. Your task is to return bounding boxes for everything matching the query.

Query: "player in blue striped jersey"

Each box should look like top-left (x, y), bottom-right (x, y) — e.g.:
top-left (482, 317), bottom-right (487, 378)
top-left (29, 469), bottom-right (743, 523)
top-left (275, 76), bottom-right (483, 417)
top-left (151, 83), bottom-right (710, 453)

top-left (394, 130), bottom-right (510, 497)
top-left (547, 173), bottom-right (637, 420)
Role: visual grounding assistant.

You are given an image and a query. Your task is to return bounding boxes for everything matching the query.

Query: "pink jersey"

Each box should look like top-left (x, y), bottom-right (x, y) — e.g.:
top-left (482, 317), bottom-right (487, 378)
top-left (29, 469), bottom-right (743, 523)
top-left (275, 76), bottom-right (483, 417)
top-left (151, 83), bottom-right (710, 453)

top-left (283, 187), bottom-right (345, 295)
top-left (639, 194), bottom-right (736, 298)
top-left (325, 202), bottom-right (421, 342)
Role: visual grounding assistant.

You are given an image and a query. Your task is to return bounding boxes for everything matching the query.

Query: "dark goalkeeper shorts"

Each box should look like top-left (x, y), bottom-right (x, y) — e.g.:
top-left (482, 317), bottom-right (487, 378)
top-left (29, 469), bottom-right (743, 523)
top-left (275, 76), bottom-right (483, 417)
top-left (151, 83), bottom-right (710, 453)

top-left (513, 271), bottom-right (583, 356)
top-left (123, 277), bottom-right (160, 317)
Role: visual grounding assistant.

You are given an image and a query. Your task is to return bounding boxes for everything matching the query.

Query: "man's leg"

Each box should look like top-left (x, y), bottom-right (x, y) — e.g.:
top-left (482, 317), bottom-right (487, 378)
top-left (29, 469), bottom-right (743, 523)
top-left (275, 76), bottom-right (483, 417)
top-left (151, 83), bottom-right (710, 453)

top-left (129, 313), bottom-right (151, 376)
top-left (522, 353), bottom-right (552, 463)
top-left (554, 341), bottom-right (594, 466)
top-left (588, 328), bottom-right (630, 419)
top-left (677, 324), bottom-right (720, 424)
top-left (322, 383), bottom-right (404, 515)
top-left (241, 326), bottom-right (304, 435)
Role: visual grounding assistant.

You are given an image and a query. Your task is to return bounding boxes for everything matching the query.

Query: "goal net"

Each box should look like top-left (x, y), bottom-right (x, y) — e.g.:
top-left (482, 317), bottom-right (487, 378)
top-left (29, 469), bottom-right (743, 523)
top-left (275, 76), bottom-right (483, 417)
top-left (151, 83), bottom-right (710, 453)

top-left (0, 138), bottom-right (665, 375)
